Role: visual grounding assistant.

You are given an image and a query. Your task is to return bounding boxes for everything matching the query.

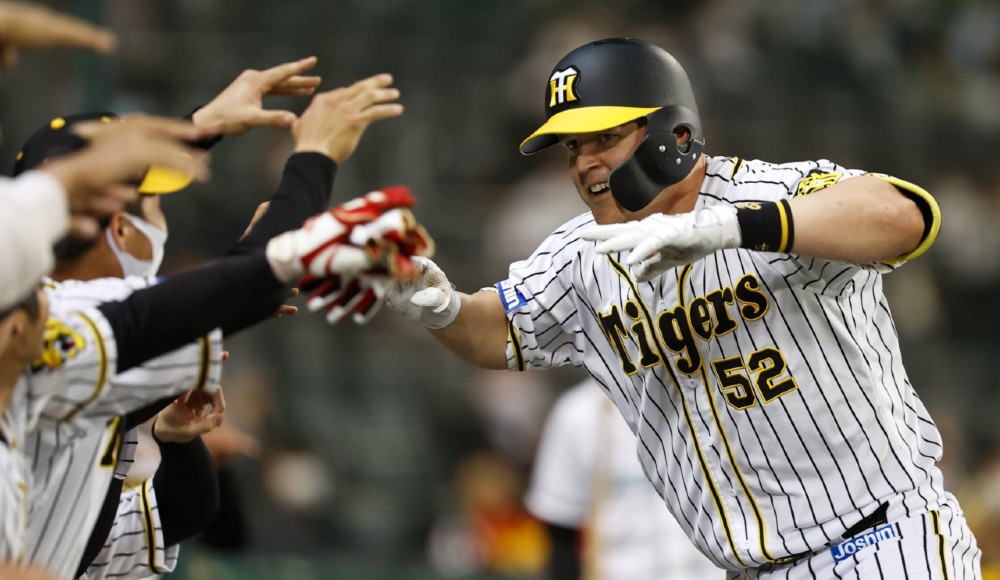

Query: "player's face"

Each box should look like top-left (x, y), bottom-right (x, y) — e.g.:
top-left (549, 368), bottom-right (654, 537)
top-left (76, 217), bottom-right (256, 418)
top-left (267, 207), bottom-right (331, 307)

top-left (559, 121), bottom-right (646, 224)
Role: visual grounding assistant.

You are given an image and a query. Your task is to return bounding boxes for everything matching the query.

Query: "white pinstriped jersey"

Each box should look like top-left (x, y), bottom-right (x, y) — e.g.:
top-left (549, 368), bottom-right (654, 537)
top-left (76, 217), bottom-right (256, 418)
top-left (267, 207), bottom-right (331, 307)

top-left (500, 156), bottom-right (953, 571)
top-left (81, 479), bottom-right (179, 580)
top-left (9, 276), bottom-right (222, 579)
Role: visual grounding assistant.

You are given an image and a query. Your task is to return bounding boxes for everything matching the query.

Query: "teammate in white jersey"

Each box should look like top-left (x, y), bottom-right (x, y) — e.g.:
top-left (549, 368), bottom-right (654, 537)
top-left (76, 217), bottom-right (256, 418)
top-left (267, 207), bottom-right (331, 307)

top-left (5, 63), bottom-right (412, 578)
top-left (379, 38), bottom-right (981, 578)
top-left (528, 378), bottom-right (721, 580)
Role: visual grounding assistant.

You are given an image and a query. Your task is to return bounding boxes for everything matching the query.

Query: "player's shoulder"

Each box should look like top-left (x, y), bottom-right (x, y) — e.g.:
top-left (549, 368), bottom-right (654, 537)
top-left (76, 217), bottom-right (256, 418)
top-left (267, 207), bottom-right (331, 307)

top-left (47, 275), bottom-right (156, 309)
top-left (517, 212), bottom-right (596, 264)
top-left (703, 155), bottom-right (864, 202)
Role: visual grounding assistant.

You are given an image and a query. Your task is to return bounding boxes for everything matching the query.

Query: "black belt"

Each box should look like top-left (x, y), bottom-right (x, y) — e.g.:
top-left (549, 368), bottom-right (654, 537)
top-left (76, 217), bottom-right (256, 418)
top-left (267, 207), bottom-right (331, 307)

top-left (774, 502), bottom-right (889, 565)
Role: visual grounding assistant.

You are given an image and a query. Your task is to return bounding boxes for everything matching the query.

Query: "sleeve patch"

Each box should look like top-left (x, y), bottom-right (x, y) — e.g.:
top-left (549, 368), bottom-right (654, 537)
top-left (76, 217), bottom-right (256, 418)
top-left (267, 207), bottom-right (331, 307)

top-left (495, 280), bottom-right (528, 313)
top-left (795, 170), bottom-right (843, 197)
top-left (31, 318), bottom-right (84, 372)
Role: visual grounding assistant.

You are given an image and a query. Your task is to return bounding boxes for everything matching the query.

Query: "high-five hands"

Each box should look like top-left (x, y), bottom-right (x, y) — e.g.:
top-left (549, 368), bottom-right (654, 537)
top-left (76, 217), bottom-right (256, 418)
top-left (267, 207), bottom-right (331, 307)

top-left (580, 205), bottom-right (742, 282)
top-left (265, 186), bottom-right (435, 324)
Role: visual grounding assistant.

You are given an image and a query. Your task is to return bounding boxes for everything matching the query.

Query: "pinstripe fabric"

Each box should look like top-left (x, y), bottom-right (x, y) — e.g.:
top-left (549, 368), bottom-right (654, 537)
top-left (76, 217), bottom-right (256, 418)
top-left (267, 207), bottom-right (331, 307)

top-left (501, 156), bottom-right (978, 574)
top-left (5, 277), bottom-right (223, 578)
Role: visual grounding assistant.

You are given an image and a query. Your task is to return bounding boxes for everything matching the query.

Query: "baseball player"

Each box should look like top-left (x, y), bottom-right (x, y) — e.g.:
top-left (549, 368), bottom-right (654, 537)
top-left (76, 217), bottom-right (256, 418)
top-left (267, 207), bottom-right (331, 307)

top-left (380, 38), bottom-right (981, 578)
top-left (528, 378), bottom-right (721, 580)
top-left (3, 69), bottom-right (413, 578)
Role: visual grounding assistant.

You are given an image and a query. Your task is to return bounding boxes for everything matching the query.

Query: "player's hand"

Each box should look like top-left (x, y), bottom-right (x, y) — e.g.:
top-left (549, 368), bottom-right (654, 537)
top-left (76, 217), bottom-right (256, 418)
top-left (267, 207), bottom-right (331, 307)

top-left (580, 205), bottom-right (741, 281)
top-left (0, 562), bottom-right (56, 580)
top-left (385, 256), bottom-right (461, 329)
top-left (0, 1), bottom-right (116, 70)
top-left (193, 57), bottom-right (322, 136)
top-left (273, 287), bottom-right (299, 319)
top-left (42, 115), bottom-right (214, 238)
top-left (201, 424), bottom-right (260, 467)
top-left (265, 186), bottom-right (417, 283)
top-left (293, 72), bottom-right (403, 163)
top-left (153, 386), bottom-right (226, 444)
top-left (300, 272), bottom-right (390, 325)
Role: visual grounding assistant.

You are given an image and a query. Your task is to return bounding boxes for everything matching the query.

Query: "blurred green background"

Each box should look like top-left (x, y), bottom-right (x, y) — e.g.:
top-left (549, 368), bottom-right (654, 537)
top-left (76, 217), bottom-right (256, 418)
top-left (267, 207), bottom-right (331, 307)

top-left (3, 0), bottom-right (999, 577)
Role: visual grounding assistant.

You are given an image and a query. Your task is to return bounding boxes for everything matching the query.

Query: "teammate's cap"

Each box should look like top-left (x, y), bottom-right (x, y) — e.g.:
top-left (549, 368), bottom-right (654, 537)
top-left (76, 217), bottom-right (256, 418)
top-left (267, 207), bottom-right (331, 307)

top-left (519, 38), bottom-right (698, 155)
top-left (12, 112), bottom-right (194, 194)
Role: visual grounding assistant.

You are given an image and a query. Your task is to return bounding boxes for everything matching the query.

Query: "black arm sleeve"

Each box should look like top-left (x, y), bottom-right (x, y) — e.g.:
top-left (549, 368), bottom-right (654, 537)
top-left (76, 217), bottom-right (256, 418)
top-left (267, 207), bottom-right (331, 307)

top-left (96, 153), bottom-right (336, 374)
top-left (155, 435), bottom-right (220, 546)
top-left (546, 522), bottom-right (582, 580)
top-left (197, 465), bottom-right (250, 551)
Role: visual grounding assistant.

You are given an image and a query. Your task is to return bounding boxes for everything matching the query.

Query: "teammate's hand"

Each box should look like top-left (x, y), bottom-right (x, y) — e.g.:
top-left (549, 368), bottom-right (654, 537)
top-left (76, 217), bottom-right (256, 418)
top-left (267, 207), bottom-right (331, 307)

top-left (193, 57), bottom-right (322, 136)
top-left (385, 256), bottom-right (461, 329)
top-left (580, 205), bottom-right (741, 281)
top-left (153, 386), bottom-right (226, 444)
top-left (0, 1), bottom-right (117, 70)
top-left (265, 186), bottom-right (417, 283)
top-left (292, 73), bottom-right (403, 163)
top-left (273, 287), bottom-right (300, 319)
top-left (42, 115), bottom-right (214, 238)
top-left (300, 272), bottom-right (389, 325)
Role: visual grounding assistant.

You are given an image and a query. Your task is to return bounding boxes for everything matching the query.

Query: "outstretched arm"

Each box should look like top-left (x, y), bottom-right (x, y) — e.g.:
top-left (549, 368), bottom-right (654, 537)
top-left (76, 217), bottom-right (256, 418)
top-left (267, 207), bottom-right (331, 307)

top-left (386, 258), bottom-right (509, 370)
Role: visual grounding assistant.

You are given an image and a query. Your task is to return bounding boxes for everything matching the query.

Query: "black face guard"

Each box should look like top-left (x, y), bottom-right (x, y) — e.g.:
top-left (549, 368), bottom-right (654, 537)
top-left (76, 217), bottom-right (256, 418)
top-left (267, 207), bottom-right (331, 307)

top-left (609, 105), bottom-right (704, 212)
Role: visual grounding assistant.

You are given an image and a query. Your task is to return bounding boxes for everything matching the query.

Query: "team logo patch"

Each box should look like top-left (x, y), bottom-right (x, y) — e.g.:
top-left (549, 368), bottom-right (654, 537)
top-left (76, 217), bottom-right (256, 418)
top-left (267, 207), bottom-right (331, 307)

top-left (31, 318), bottom-right (84, 372)
top-left (548, 66), bottom-right (580, 108)
top-left (495, 280), bottom-right (528, 313)
top-left (830, 524), bottom-right (898, 562)
top-left (795, 170), bottom-right (842, 197)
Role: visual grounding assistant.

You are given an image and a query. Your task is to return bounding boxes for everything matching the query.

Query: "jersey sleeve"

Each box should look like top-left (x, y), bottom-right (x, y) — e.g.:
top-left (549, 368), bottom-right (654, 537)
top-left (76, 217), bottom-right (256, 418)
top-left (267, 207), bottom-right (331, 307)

top-left (83, 480), bottom-right (178, 580)
top-left (36, 278), bottom-right (225, 424)
top-left (500, 216), bottom-right (593, 372)
top-left (525, 383), bottom-right (598, 527)
top-left (23, 305), bottom-right (120, 432)
top-left (728, 158), bottom-right (937, 295)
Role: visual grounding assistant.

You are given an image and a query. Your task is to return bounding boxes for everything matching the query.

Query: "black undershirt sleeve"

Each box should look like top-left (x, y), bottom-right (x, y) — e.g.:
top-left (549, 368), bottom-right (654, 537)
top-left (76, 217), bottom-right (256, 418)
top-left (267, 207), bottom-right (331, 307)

top-left (97, 153), bottom-right (336, 374)
top-left (154, 434), bottom-right (220, 546)
top-left (546, 522), bottom-right (582, 580)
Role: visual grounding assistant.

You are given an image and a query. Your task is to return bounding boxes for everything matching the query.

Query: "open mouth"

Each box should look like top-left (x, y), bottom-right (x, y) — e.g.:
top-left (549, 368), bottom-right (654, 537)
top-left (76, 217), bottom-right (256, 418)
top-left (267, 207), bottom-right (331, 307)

top-left (589, 182), bottom-right (610, 196)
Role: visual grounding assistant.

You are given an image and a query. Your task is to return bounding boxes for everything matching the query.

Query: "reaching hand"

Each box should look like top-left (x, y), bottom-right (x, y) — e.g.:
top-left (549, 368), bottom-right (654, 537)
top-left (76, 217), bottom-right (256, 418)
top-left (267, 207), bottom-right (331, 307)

top-left (293, 73), bottom-right (403, 163)
top-left (153, 386), bottom-right (227, 444)
top-left (0, 1), bottom-right (116, 70)
top-left (265, 186), bottom-right (422, 283)
top-left (385, 256), bottom-right (461, 329)
top-left (580, 205), bottom-right (741, 282)
top-left (42, 115), bottom-right (215, 238)
top-left (193, 56), bottom-right (322, 136)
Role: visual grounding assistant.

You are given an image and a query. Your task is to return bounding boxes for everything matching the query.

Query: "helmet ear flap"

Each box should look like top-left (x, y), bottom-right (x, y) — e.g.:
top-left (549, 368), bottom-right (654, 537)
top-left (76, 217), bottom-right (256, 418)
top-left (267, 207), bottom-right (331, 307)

top-left (609, 106), bottom-right (705, 212)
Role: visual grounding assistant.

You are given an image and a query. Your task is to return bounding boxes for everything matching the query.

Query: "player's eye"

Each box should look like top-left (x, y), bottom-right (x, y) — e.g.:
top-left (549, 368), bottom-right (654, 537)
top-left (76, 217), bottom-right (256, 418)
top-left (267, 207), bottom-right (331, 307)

top-left (597, 132), bottom-right (617, 144)
top-left (561, 138), bottom-right (578, 151)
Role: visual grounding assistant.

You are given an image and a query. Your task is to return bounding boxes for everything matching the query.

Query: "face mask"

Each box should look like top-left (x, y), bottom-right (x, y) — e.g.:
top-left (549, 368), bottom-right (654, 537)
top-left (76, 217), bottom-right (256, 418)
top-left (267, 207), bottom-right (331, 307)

top-left (106, 213), bottom-right (168, 278)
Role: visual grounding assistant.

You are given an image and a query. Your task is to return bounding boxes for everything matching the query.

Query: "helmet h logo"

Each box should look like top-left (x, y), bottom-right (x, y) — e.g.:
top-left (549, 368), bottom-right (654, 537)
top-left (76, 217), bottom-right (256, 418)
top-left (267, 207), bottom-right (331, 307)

top-left (549, 67), bottom-right (579, 107)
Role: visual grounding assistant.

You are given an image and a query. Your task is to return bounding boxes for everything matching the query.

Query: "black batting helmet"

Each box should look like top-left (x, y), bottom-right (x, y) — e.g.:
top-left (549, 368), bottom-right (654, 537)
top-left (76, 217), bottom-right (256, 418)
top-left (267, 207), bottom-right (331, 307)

top-left (519, 38), bottom-right (704, 212)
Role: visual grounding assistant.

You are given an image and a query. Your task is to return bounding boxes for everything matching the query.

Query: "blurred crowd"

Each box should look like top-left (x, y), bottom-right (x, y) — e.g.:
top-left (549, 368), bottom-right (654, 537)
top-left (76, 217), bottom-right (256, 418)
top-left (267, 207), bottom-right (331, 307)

top-left (1, 0), bottom-right (998, 578)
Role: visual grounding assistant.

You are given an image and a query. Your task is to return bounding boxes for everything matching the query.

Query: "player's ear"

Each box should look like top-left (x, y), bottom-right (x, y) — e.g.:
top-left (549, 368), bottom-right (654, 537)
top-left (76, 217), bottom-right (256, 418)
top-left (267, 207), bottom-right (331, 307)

top-left (107, 212), bottom-right (129, 248)
top-left (673, 127), bottom-right (691, 146)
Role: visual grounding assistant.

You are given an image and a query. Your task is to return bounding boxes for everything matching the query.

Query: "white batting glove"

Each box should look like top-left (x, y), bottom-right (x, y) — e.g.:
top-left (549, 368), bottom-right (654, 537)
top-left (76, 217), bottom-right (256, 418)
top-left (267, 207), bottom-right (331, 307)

top-left (385, 256), bottom-right (461, 329)
top-left (580, 205), bottom-right (742, 282)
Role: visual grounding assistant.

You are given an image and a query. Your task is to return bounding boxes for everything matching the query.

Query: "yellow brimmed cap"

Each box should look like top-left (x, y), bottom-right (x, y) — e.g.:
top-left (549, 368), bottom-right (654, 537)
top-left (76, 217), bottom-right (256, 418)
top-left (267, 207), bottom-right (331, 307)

top-left (137, 162), bottom-right (195, 194)
top-left (519, 105), bottom-right (660, 154)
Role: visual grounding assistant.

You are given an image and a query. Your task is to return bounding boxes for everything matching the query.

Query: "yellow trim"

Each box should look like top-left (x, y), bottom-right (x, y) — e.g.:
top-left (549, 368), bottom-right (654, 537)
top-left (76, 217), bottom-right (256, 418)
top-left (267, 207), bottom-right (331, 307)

top-left (60, 312), bottom-right (109, 422)
top-left (507, 319), bottom-right (525, 372)
top-left (607, 255), bottom-right (747, 567)
top-left (677, 264), bottom-right (694, 306)
top-left (137, 161), bottom-right (194, 195)
top-left (99, 417), bottom-right (122, 469)
top-left (872, 174), bottom-right (941, 264)
top-left (520, 106), bottom-right (661, 153)
top-left (931, 510), bottom-right (949, 580)
top-left (729, 157), bottom-right (744, 181)
top-left (677, 263), bottom-right (778, 562)
top-left (140, 480), bottom-right (162, 573)
top-left (775, 201), bottom-right (791, 253)
top-left (195, 336), bottom-right (211, 391)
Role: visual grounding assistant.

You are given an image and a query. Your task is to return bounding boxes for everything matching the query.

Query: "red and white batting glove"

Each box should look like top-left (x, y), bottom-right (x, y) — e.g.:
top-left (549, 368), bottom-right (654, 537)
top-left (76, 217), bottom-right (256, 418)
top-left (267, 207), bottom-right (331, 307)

top-left (265, 186), bottom-right (416, 283)
top-left (299, 272), bottom-right (391, 325)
